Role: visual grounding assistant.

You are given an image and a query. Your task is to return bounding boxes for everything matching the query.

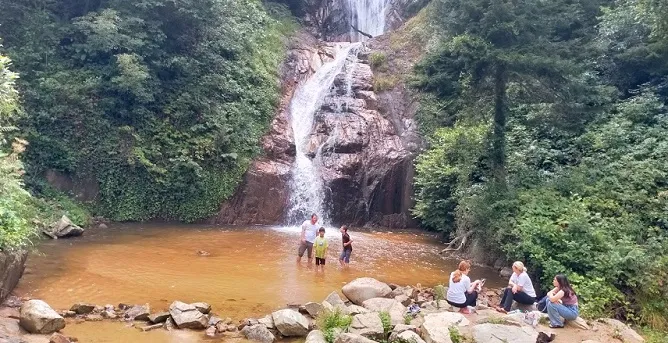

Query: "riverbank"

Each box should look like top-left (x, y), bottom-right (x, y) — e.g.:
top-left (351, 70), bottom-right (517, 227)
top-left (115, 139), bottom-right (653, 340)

top-left (0, 277), bottom-right (653, 343)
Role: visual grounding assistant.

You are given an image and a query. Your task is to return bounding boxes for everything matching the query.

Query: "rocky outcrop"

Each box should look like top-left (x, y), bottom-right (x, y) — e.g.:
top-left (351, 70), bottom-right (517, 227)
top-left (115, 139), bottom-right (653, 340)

top-left (19, 300), bottom-right (66, 334)
top-left (168, 301), bottom-right (207, 330)
top-left (472, 323), bottom-right (538, 343)
top-left (0, 251), bottom-right (27, 303)
top-left (42, 215), bottom-right (84, 239)
top-left (342, 278), bottom-right (392, 305)
top-left (271, 309), bottom-right (309, 337)
top-left (241, 324), bottom-right (276, 343)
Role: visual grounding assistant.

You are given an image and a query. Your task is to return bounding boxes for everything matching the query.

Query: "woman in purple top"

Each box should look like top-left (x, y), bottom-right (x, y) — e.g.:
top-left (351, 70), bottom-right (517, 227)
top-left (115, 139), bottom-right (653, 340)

top-left (537, 274), bottom-right (579, 328)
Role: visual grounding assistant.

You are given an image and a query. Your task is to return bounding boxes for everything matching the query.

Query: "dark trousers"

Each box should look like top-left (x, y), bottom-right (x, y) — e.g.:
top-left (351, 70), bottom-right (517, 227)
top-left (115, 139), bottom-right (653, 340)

top-left (500, 287), bottom-right (536, 311)
top-left (447, 291), bottom-right (478, 308)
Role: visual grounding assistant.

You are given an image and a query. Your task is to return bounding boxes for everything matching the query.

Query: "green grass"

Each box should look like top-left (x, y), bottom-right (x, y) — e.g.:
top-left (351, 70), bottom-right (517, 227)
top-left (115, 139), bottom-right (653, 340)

top-left (379, 311), bottom-right (392, 335)
top-left (640, 327), bottom-right (668, 343)
top-left (373, 75), bottom-right (400, 91)
top-left (317, 308), bottom-right (353, 343)
top-left (369, 52), bottom-right (388, 71)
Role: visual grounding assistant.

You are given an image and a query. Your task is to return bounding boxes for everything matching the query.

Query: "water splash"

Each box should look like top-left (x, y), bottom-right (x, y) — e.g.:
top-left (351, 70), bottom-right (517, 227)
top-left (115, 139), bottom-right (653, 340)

top-left (348, 0), bottom-right (390, 41)
top-left (285, 43), bottom-right (362, 226)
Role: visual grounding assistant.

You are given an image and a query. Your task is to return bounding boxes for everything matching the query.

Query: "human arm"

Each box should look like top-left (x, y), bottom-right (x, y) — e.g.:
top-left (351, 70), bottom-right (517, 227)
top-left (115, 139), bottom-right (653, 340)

top-left (300, 223), bottom-right (306, 243)
top-left (547, 288), bottom-right (564, 303)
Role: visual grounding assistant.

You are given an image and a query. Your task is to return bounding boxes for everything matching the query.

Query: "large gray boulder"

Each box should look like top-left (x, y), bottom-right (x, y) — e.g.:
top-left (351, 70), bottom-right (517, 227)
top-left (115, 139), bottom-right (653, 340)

top-left (306, 330), bottom-right (327, 343)
top-left (599, 319), bottom-right (645, 343)
top-left (19, 300), bottom-right (66, 334)
top-left (334, 333), bottom-right (377, 343)
top-left (124, 304), bottom-right (150, 321)
top-left (325, 292), bottom-right (350, 314)
top-left (420, 312), bottom-right (469, 343)
top-left (304, 302), bottom-right (324, 317)
top-left (472, 323), bottom-right (538, 343)
top-left (271, 309), bottom-right (309, 337)
top-left (43, 215), bottom-right (84, 239)
top-left (350, 313), bottom-right (384, 339)
top-left (342, 278), bottom-right (392, 305)
top-left (361, 298), bottom-right (406, 325)
top-left (242, 324), bottom-right (276, 343)
top-left (168, 301), bottom-right (207, 329)
top-left (397, 330), bottom-right (426, 343)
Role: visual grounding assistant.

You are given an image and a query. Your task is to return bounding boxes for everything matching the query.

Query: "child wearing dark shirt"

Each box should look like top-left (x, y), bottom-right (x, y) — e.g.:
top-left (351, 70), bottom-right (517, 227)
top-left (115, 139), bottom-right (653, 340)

top-left (339, 225), bottom-right (353, 268)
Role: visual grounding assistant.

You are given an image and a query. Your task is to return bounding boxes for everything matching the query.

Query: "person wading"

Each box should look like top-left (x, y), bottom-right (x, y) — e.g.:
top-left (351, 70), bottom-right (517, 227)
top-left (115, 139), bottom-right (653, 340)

top-left (297, 213), bottom-right (319, 264)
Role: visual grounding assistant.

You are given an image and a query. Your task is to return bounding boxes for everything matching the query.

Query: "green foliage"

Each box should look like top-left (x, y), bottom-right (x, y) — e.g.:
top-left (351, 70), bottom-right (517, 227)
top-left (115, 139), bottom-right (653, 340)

top-left (403, 313), bottom-right (413, 325)
top-left (317, 308), bottom-right (352, 343)
top-left (374, 75), bottom-right (400, 92)
top-left (379, 311), bottom-right (392, 335)
top-left (369, 52), bottom-right (387, 70)
top-left (0, 0), bottom-right (296, 222)
top-left (448, 327), bottom-right (465, 343)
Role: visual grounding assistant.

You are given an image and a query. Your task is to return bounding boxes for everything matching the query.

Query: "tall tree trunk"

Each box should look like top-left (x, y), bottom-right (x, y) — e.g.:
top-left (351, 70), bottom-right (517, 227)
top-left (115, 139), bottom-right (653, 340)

top-left (492, 62), bottom-right (507, 184)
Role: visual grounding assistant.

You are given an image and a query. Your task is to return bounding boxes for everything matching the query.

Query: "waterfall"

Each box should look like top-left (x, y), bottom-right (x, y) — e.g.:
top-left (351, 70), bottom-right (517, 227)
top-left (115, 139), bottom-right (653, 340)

top-left (285, 43), bottom-right (362, 225)
top-left (348, 0), bottom-right (390, 41)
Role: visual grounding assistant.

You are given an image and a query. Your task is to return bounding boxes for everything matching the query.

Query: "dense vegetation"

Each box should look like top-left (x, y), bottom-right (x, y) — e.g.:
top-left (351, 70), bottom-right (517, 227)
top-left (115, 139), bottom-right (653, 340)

top-left (412, 0), bottom-right (667, 329)
top-left (0, 0), bottom-right (295, 222)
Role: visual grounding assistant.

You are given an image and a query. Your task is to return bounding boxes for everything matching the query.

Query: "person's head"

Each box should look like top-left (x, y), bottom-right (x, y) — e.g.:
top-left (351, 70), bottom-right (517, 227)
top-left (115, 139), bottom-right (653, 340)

top-left (311, 213), bottom-right (318, 224)
top-left (452, 260), bottom-right (471, 283)
top-left (318, 227), bottom-right (325, 237)
top-left (553, 274), bottom-right (575, 297)
top-left (512, 261), bottom-right (526, 275)
top-left (340, 225), bottom-right (348, 234)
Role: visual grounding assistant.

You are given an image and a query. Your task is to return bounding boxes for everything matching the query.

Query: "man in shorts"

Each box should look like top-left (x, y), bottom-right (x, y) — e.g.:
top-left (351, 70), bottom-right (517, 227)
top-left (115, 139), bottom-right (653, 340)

top-left (339, 225), bottom-right (353, 268)
top-left (297, 213), bottom-right (319, 264)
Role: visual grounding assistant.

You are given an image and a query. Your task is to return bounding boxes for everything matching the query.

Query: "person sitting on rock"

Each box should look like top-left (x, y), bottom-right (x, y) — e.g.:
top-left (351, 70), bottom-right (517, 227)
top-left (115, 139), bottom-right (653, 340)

top-left (537, 274), bottom-right (579, 328)
top-left (446, 260), bottom-right (483, 314)
top-left (495, 261), bottom-right (537, 313)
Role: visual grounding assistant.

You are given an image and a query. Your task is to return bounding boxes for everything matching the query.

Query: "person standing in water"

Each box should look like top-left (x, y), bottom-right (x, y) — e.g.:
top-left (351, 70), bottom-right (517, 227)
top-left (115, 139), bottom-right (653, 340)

top-left (314, 227), bottom-right (328, 272)
top-left (339, 225), bottom-right (353, 268)
top-left (297, 213), bottom-right (319, 264)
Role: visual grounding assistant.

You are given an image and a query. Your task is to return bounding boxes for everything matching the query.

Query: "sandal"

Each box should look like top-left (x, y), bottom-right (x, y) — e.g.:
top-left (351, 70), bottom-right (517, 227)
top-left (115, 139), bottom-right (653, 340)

top-left (549, 323), bottom-right (564, 329)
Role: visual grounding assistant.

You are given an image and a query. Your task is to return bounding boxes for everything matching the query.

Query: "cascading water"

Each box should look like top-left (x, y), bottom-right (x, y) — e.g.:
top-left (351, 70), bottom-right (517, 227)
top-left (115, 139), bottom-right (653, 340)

top-left (285, 43), bottom-right (362, 225)
top-left (347, 0), bottom-right (390, 41)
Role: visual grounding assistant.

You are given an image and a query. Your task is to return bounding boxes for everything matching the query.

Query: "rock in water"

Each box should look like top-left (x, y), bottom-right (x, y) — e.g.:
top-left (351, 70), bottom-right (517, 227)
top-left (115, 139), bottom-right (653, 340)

top-left (190, 302), bottom-right (211, 314)
top-left (472, 323), bottom-right (538, 343)
top-left (342, 278), bottom-right (392, 305)
top-left (124, 304), bottom-right (150, 321)
top-left (49, 333), bottom-right (71, 343)
top-left (241, 324), bottom-right (276, 343)
top-left (271, 309), bottom-right (309, 337)
top-left (306, 330), bottom-right (327, 343)
top-left (148, 312), bottom-right (170, 324)
top-left (69, 303), bottom-right (95, 315)
top-left (304, 302), bottom-right (324, 317)
top-left (43, 215), bottom-right (84, 239)
top-left (168, 301), bottom-right (207, 330)
top-left (420, 312), bottom-right (469, 343)
top-left (334, 333), bottom-right (377, 343)
top-left (20, 300), bottom-right (66, 334)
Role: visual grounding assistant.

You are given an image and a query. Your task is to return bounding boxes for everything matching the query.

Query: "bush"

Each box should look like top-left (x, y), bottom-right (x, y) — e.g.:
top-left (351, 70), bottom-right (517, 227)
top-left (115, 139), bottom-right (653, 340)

top-left (317, 308), bottom-right (353, 343)
top-left (369, 52), bottom-right (387, 70)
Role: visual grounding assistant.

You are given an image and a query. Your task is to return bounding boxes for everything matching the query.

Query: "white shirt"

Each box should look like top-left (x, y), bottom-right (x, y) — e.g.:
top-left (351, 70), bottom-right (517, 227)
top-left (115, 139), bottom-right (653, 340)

top-left (302, 220), bottom-right (318, 243)
top-left (446, 272), bottom-right (471, 304)
top-left (510, 272), bottom-right (536, 298)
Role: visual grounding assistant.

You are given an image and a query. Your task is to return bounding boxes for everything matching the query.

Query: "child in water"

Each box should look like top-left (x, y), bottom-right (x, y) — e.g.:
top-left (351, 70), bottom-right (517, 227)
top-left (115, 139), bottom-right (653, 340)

top-left (314, 227), bottom-right (328, 272)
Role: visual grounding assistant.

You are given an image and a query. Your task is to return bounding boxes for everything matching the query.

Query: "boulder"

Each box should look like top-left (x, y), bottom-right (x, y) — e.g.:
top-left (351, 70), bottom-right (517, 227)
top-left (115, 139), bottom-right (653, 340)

top-left (566, 317), bottom-right (590, 330)
top-left (472, 323), bottom-right (538, 343)
top-left (69, 303), bottom-right (95, 315)
top-left (306, 330), bottom-right (327, 343)
top-left (361, 298), bottom-right (406, 325)
top-left (241, 324), bottom-right (276, 343)
top-left (420, 312), bottom-right (469, 343)
top-left (168, 301), bottom-right (207, 330)
top-left (499, 267), bottom-right (513, 278)
top-left (206, 326), bottom-right (217, 337)
top-left (392, 324), bottom-right (417, 334)
top-left (394, 294), bottom-right (411, 307)
top-left (271, 309), bottom-right (309, 337)
top-left (599, 319), bottom-right (644, 343)
top-left (348, 305), bottom-right (370, 315)
top-left (43, 215), bottom-right (84, 239)
top-left (325, 292), bottom-right (349, 314)
top-left (334, 333), bottom-right (377, 343)
top-left (304, 302), bottom-right (324, 317)
top-left (190, 302), bottom-right (211, 314)
top-left (19, 300), bottom-right (66, 334)
top-left (49, 333), bottom-right (71, 343)
top-left (140, 323), bottom-right (164, 332)
top-left (164, 317), bottom-right (176, 331)
top-left (258, 315), bottom-right (275, 330)
top-left (148, 312), bottom-right (170, 324)
top-left (124, 304), bottom-right (150, 321)
top-left (101, 310), bottom-right (117, 319)
top-left (350, 313), bottom-right (384, 339)
top-left (85, 314), bottom-right (103, 321)
top-left (397, 330), bottom-right (426, 343)
top-left (342, 278), bottom-right (392, 305)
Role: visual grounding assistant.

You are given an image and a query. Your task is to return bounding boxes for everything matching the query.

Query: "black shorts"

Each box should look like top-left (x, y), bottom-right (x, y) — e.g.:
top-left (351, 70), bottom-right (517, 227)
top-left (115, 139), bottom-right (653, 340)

top-left (315, 257), bottom-right (326, 265)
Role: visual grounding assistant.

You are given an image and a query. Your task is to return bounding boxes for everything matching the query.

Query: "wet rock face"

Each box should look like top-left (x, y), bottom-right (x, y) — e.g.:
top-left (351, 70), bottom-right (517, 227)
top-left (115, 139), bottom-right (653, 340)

top-left (0, 251), bottom-right (27, 303)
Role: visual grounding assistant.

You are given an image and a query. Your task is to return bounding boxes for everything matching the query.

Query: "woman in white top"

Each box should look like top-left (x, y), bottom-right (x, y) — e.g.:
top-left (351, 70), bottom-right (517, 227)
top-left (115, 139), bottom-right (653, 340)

top-left (446, 260), bottom-right (482, 314)
top-left (495, 261), bottom-right (537, 313)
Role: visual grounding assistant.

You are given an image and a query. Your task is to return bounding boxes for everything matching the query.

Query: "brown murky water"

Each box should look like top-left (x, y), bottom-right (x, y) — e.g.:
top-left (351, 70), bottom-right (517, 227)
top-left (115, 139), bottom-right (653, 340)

top-left (15, 223), bottom-right (502, 342)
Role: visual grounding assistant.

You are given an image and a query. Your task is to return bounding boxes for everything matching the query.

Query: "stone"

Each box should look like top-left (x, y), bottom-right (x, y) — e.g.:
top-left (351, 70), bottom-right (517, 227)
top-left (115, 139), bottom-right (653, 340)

top-left (472, 323), bottom-right (538, 343)
top-left (98, 223), bottom-right (108, 229)
top-left (140, 323), bottom-right (164, 332)
top-left (394, 294), bottom-right (411, 307)
top-left (190, 302), bottom-right (211, 314)
top-left (205, 326), bottom-right (217, 337)
top-left (19, 300), bottom-right (66, 334)
top-left (148, 312), bottom-right (170, 324)
top-left (163, 317), bottom-right (176, 331)
top-left (397, 330), bottom-right (426, 343)
top-left (62, 311), bottom-right (76, 318)
top-left (581, 341), bottom-right (600, 343)
top-left (305, 330), bottom-right (327, 343)
top-left (168, 301), bottom-right (207, 330)
top-left (566, 317), bottom-right (590, 330)
top-left (100, 310), bottom-right (117, 319)
top-left (599, 319), bottom-right (644, 343)
top-left (361, 298), bottom-right (406, 325)
top-left (85, 314), bottom-right (103, 322)
top-left (322, 301), bottom-right (335, 312)
top-left (49, 333), bottom-right (70, 343)
top-left (350, 313), bottom-right (384, 339)
top-left (241, 324), bottom-right (275, 343)
top-left (334, 333), bottom-right (377, 343)
top-left (348, 305), bottom-right (370, 315)
top-left (215, 321), bottom-right (227, 333)
top-left (43, 215), bottom-right (84, 239)
top-left (124, 304), bottom-right (150, 321)
top-left (0, 251), bottom-right (28, 304)
top-left (208, 316), bottom-right (222, 326)
top-left (420, 312), bottom-right (469, 343)
top-left (499, 267), bottom-right (513, 278)
top-left (304, 302), bottom-right (324, 317)
top-left (69, 303), bottom-right (95, 315)
top-left (271, 309), bottom-right (309, 337)
top-left (342, 278), bottom-right (392, 305)
top-left (258, 315), bottom-right (275, 329)
top-left (392, 324), bottom-right (416, 334)
top-left (325, 292), bottom-right (349, 313)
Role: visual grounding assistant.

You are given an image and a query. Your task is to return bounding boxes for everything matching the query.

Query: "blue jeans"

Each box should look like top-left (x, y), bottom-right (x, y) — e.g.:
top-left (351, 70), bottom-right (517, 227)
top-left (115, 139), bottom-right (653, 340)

top-left (339, 249), bottom-right (352, 263)
top-left (539, 297), bottom-right (579, 326)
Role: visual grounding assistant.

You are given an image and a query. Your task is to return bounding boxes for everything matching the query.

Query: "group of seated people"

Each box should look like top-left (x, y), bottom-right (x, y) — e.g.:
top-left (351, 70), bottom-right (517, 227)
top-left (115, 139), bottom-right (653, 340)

top-left (446, 260), bottom-right (579, 328)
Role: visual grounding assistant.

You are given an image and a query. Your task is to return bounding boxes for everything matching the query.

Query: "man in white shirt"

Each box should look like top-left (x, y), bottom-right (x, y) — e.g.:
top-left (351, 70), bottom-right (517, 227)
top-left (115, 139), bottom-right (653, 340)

top-left (297, 213), bottom-right (319, 264)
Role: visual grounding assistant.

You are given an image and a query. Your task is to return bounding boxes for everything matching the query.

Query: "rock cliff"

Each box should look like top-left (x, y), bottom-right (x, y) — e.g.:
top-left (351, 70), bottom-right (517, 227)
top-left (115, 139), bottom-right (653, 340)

top-left (0, 250), bottom-right (27, 303)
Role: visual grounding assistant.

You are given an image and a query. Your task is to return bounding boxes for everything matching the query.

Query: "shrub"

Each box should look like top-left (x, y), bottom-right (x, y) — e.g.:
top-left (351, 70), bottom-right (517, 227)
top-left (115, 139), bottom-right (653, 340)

top-left (317, 308), bottom-right (353, 343)
top-left (369, 52), bottom-right (387, 70)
